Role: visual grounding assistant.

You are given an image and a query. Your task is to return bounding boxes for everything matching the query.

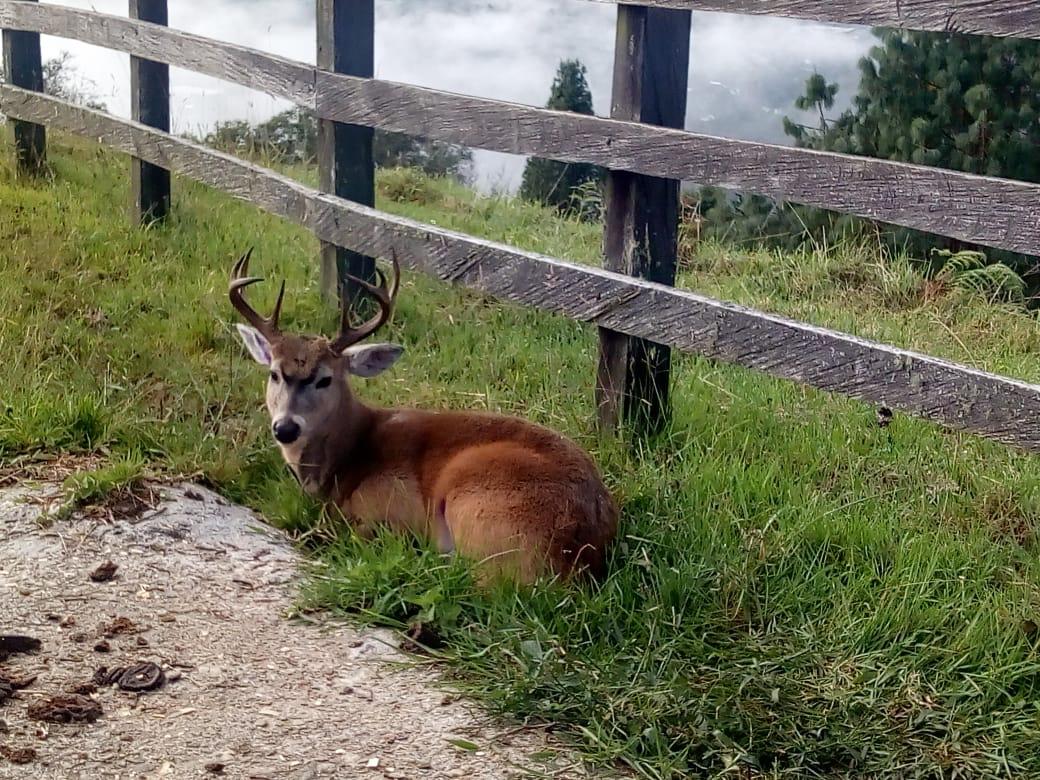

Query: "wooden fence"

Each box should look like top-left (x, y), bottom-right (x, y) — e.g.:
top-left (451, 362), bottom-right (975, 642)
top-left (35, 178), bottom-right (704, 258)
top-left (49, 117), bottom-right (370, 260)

top-left (3, 0), bottom-right (1040, 449)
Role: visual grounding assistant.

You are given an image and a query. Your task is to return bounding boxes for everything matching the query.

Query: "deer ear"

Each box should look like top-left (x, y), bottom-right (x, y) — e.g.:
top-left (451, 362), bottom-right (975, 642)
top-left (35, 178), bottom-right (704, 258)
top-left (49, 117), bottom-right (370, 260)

top-left (235, 324), bottom-right (272, 366)
top-left (343, 343), bottom-right (404, 377)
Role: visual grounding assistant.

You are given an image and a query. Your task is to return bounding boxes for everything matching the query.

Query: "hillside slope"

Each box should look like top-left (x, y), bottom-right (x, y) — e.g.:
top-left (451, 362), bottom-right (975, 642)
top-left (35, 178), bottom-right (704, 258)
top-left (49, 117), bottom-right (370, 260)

top-left (3, 138), bottom-right (1040, 777)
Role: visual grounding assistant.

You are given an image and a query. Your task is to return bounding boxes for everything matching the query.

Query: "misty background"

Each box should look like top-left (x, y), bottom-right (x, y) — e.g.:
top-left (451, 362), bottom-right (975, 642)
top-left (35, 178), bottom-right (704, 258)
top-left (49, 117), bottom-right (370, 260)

top-left (38, 0), bottom-right (874, 191)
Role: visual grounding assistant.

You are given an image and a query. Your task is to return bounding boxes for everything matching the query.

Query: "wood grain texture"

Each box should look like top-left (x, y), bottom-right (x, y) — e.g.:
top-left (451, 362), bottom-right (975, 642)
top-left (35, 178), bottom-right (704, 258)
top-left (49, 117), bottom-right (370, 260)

top-left (1, 0), bottom-right (44, 174)
top-left (129, 0), bottom-right (170, 224)
top-left (316, 0), bottom-right (375, 305)
top-left (5, 85), bottom-right (1040, 453)
top-left (0, 0), bottom-right (315, 106)
top-left (579, 0), bottom-right (1040, 40)
top-left (597, 5), bottom-right (691, 433)
top-left (5, 2), bottom-right (1040, 256)
top-left (316, 75), bottom-right (1040, 258)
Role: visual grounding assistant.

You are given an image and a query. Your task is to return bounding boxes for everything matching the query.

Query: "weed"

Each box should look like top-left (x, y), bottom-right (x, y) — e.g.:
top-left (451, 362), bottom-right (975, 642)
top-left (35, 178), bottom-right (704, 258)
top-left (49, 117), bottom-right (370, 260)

top-left (42, 454), bottom-right (150, 524)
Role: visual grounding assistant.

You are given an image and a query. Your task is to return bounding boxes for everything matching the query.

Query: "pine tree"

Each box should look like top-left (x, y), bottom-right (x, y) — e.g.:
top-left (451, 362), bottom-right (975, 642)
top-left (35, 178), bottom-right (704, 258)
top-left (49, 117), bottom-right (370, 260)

top-left (701, 29), bottom-right (1040, 284)
top-left (783, 72), bottom-right (839, 141)
top-left (790, 30), bottom-right (1040, 180)
top-left (519, 59), bottom-right (604, 214)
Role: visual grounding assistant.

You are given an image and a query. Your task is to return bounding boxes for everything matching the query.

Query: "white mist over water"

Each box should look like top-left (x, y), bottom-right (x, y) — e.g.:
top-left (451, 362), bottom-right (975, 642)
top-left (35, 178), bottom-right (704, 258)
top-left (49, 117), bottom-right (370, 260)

top-left (37, 0), bottom-right (873, 191)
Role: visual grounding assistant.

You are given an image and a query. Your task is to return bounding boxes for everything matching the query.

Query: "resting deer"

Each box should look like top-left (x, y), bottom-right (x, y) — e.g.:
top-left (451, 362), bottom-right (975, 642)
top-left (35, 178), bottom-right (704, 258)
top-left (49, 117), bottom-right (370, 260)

top-left (229, 249), bottom-right (617, 582)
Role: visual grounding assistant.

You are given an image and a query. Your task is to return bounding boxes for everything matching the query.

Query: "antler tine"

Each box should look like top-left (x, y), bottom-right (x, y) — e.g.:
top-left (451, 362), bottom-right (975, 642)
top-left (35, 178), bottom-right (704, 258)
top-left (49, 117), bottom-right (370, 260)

top-left (270, 278), bottom-right (286, 328)
top-left (228, 248), bottom-right (285, 339)
top-left (330, 249), bottom-right (402, 352)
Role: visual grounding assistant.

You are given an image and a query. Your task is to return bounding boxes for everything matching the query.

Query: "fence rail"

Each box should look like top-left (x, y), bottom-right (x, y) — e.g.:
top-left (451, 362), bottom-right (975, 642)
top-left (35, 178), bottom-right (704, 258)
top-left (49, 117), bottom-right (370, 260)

top-left (3, 2), bottom-right (1040, 257)
top-left (3, 0), bottom-right (1040, 449)
top-left (582, 0), bottom-right (1040, 40)
top-left (6, 84), bottom-right (1040, 451)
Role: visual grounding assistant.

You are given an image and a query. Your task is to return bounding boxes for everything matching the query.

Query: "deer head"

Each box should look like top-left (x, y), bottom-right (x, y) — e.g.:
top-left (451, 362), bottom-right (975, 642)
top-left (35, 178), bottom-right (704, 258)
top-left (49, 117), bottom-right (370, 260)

top-left (229, 248), bottom-right (403, 449)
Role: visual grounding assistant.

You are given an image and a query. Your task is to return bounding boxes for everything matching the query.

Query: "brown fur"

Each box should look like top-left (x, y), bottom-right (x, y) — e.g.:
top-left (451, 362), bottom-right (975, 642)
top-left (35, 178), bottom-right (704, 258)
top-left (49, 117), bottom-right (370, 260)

top-left (266, 339), bottom-right (617, 583)
top-left (230, 251), bottom-right (618, 584)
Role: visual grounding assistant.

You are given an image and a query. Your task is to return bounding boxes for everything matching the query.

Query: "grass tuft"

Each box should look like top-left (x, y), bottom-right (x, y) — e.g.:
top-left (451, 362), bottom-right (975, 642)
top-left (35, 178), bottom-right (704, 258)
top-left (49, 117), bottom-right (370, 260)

top-left (41, 453), bottom-right (151, 524)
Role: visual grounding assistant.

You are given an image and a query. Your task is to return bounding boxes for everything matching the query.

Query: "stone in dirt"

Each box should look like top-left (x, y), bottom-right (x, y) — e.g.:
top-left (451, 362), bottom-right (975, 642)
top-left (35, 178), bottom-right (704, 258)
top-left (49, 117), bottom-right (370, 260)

top-left (88, 561), bottom-right (118, 582)
top-left (0, 745), bottom-right (36, 764)
top-left (100, 616), bottom-right (139, 638)
top-left (0, 673), bottom-right (36, 692)
top-left (0, 636), bottom-right (41, 660)
top-left (26, 694), bottom-right (102, 724)
top-left (93, 663), bottom-right (165, 692)
top-left (0, 673), bottom-right (32, 707)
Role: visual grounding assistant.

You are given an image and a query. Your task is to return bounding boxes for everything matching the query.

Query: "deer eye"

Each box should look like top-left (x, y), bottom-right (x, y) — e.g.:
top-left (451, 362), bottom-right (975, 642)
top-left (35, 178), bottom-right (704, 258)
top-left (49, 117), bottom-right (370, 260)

top-left (269, 371), bottom-right (280, 383)
top-left (315, 376), bottom-right (332, 390)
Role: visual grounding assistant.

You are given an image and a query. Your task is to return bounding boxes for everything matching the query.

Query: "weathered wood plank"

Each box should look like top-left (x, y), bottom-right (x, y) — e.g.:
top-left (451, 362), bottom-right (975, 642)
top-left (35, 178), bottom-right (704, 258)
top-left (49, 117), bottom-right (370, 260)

top-left (597, 5), bottom-right (691, 433)
top-left (5, 85), bottom-right (1040, 453)
top-left (315, 76), bottom-right (1040, 259)
top-left (129, 0), bottom-right (170, 224)
top-left (1, 0), bottom-right (44, 174)
top-left (5, 2), bottom-right (1040, 257)
top-left (580, 0), bottom-right (1040, 41)
top-left (0, 0), bottom-right (315, 106)
top-left (316, 0), bottom-right (375, 307)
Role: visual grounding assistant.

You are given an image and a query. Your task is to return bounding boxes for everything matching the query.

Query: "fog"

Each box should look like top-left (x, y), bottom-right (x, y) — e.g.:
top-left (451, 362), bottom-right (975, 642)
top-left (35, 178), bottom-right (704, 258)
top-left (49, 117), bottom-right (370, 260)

top-left (37, 0), bottom-right (874, 190)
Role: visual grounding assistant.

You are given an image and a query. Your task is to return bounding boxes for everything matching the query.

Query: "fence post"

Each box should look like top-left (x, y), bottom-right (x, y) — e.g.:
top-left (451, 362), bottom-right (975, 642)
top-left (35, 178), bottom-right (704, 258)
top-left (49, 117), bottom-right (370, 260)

top-left (316, 0), bottom-right (376, 308)
top-left (596, 5), bottom-right (691, 434)
top-left (2, 0), bottom-right (46, 175)
top-left (129, 0), bottom-right (170, 223)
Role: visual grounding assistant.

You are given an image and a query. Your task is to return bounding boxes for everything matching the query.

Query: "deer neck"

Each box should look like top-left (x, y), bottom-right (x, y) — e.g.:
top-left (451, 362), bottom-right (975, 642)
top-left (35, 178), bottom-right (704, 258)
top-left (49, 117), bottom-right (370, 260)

top-left (281, 396), bottom-right (378, 501)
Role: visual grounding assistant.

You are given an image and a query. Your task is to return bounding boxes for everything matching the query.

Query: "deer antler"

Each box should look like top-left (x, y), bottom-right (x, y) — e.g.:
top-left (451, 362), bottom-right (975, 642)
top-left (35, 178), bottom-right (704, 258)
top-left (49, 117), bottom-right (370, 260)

top-left (228, 248), bottom-right (285, 341)
top-left (330, 250), bottom-right (401, 352)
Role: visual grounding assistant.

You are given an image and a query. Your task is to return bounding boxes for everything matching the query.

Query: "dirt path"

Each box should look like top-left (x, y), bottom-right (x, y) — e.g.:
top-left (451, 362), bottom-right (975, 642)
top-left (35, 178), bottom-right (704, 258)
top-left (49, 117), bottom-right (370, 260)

top-left (0, 481), bottom-right (599, 779)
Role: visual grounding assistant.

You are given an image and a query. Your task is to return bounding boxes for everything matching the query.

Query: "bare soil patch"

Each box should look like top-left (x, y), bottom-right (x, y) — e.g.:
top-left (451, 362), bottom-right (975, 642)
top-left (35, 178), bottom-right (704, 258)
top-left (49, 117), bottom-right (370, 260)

top-left (0, 481), bottom-right (600, 779)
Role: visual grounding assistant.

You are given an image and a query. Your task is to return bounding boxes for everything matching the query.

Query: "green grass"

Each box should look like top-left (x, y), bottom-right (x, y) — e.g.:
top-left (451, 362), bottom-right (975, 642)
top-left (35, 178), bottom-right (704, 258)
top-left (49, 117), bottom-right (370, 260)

top-left (43, 452), bottom-right (150, 522)
top-left (5, 137), bottom-right (1040, 778)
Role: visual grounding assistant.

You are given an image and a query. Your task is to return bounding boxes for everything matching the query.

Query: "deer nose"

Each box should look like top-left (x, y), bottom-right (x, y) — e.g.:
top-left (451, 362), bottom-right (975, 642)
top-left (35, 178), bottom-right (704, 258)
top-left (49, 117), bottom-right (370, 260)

top-left (272, 418), bottom-right (301, 444)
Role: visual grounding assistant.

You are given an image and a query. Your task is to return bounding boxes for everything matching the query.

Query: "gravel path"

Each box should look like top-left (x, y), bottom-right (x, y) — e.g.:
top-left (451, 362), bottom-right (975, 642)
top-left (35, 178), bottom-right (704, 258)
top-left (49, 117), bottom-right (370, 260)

top-left (0, 481), bottom-right (598, 779)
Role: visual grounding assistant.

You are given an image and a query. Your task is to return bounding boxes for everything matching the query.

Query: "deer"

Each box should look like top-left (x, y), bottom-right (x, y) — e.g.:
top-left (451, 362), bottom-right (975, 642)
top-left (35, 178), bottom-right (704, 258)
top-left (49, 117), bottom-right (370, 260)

top-left (229, 249), bottom-right (618, 583)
